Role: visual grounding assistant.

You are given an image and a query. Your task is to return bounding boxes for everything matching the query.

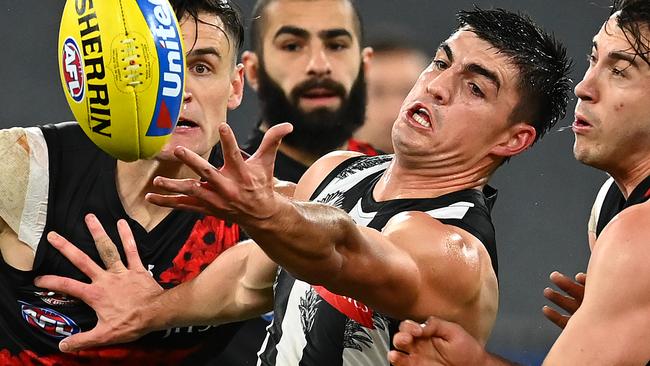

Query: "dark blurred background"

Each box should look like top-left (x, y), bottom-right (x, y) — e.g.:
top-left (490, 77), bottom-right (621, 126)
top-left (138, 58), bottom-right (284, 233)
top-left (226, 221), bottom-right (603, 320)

top-left (1, 1), bottom-right (611, 364)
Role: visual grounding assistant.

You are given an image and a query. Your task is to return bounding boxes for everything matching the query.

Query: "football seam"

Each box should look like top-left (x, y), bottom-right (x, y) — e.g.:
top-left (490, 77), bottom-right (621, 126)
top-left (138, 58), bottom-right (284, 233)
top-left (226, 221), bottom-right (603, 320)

top-left (118, 0), bottom-right (141, 157)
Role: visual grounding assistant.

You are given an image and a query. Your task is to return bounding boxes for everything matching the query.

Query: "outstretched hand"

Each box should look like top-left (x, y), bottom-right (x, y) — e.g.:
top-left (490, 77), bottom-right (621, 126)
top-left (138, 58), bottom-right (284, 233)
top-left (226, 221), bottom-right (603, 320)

top-left (542, 271), bottom-right (586, 329)
top-left (146, 122), bottom-right (293, 225)
top-left (388, 317), bottom-right (489, 366)
top-left (34, 214), bottom-right (164, 352)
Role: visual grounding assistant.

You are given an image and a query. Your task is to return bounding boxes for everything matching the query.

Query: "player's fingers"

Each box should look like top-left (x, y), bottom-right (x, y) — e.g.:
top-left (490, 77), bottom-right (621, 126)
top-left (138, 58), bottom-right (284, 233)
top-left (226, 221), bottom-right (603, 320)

top-left (217, 123), bottom-right (247, 172)
top-left (46, 231), bottom-right (102, 279)
top-left (172, 147), bottom-right (232, 191)
top-left (252, 123), bottom-right (293, 167)
top-left (34, 275), bottom-right (92, 302)
top-left (151, 177), bottom-right (203, 196)
top-left (388, 349), bottom-right (412, 366)
top-left (59, 327), bottom-right (121, 353)
top-left (549, 271), bottom-right (585, 301)
top-left (392, 332), bottom-right (416, 352)
top-left (398, 319), bottom-right (425, 337)
top-left (575, 272), bottom-right (587, 285)
top-left (85, 214), bottom-right (126, 273)
top-left (420, 316), bottom-right (459, 339)
top-left (116, 219), bottom-right (145, 271)
top-left (542, 305), bottom-right (569, 329)
top-left (146, 192), bottom-right (217, 216)
top-left (543, 287), bottom-right (580, 313)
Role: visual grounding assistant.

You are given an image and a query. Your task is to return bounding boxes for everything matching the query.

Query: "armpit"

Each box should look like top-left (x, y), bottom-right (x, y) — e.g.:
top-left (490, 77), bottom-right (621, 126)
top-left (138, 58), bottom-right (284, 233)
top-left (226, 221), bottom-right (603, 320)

top-left (0, 127), bottom-right (49, 252)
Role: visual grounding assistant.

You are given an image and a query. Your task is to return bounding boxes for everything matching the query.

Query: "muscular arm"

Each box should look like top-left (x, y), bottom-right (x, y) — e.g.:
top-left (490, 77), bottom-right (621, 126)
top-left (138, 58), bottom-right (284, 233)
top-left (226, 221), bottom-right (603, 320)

top-left (160, 240), bottom-right (276, 328)
top-left (544, 203), bottom-right (650, 365)
top-left (148, 124), bottom-right (496, 340)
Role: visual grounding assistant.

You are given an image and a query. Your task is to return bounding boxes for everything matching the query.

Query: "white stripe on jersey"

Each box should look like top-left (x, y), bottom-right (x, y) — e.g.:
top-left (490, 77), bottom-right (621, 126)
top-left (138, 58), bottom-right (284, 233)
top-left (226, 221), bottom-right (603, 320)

top-left (589, 177), bottom-right (615, 236)
top-left (341, 317), bottom-right (390, 366)
top-left (312, 159), bottom-right (391, 203)
top-left (425, 201), bottom-right (475, 220)
top-left (348, 199), bottom-right (376, 226)
top-left (273, 280), bottom-right (313, 366)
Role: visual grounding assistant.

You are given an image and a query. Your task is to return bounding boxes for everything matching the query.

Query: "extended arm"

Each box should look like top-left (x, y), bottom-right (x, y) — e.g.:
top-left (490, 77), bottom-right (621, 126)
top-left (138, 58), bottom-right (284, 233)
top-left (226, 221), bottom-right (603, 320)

top-left (147, 123), bottom-right (493, 336)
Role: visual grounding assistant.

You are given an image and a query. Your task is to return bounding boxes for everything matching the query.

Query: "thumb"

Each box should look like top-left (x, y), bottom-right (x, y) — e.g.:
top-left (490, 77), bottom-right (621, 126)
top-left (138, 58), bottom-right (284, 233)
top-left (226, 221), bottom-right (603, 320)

top-left (59, 327), bottom-right (113, 353)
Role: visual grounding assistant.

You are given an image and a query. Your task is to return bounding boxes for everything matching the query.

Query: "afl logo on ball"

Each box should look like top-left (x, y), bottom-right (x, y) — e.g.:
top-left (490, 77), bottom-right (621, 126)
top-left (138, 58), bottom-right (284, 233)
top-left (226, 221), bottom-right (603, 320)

top-left (61, 37), bottom-right (85, 103)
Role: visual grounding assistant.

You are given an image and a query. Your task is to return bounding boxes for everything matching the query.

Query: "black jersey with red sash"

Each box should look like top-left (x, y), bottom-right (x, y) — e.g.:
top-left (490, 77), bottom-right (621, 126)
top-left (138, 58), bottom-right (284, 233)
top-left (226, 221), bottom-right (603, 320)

top-left (0, 122), bottom-right (241, 365)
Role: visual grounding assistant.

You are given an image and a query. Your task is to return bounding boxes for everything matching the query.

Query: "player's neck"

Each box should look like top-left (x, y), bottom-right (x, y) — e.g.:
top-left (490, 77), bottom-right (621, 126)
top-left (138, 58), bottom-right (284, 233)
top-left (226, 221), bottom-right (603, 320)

top-left (115, 159), bottom-right (196, 231)
top-left (373, 155), bottom-right (493, 200)
top-left (610, 159), bottom-right (650, 199)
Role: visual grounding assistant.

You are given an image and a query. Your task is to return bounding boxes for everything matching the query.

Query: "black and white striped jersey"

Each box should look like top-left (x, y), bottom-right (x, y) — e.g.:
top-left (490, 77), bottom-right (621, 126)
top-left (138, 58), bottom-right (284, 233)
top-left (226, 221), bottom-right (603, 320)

top-left (592, 175), bottom-right (650, 238)
top-left (257, 155), bottom-right (498, 366)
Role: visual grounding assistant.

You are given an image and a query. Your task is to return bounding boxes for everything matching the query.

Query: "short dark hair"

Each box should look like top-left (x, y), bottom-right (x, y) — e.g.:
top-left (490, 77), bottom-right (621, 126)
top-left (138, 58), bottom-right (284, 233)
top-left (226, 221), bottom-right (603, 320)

top-left (458, 7), bottom-right (573, 145)
top-left (171, 0), bottom-right (245, 59)
top-left (610, 0), bottom-right (650, 66)
top-left (250, 0), bottom-right (364, 55)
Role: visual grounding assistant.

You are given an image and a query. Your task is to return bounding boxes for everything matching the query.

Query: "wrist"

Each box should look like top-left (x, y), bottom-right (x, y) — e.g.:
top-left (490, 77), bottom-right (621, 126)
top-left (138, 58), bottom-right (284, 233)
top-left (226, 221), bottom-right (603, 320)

top-left (241, 192), bottom-right (294, 232)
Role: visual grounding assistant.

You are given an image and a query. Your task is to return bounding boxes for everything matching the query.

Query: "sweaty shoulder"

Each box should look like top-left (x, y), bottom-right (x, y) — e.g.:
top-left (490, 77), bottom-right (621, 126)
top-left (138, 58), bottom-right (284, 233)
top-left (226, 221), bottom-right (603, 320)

top-left (293, 151), bottom-right (365, 200)
top-left (383, 211), bottom-right (488, 306)
top-left (598, 201), bottom-right (650, 251)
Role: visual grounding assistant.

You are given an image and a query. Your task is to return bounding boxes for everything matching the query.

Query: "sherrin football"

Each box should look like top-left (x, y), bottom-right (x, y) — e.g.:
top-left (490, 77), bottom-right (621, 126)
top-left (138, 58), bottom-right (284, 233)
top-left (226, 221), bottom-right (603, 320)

top-left (58, 0), bottom-right (185, 161)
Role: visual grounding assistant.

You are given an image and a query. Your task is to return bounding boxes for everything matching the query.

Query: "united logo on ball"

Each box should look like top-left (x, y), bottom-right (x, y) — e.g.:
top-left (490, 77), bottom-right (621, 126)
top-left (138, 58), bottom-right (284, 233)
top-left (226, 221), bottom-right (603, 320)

top-left (57, 0), bottom-right (185, 161)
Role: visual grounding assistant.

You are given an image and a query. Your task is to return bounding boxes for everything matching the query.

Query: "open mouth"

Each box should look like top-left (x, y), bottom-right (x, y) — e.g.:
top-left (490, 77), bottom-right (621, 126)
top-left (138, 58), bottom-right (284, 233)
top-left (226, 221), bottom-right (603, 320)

top-left (176, 118), bottom-right (198, 128)
top-left (573, 118), bottom-right (591, 128)
top-left (409, 106), bottom-right (432, 128)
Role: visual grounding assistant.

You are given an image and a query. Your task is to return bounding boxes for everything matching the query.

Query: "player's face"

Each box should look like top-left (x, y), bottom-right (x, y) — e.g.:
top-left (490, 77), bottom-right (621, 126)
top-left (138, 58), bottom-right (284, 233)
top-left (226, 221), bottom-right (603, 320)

top-left (157, 12), bottom-right (243, 161)
top-left (573, 14), bottom-right (650, 177)
top-left (252, 0), bottom-right (368, 114)
top-left (391, 29), bottom-right (529, 171)
top-left (363, 50), bottom-right (428, 153)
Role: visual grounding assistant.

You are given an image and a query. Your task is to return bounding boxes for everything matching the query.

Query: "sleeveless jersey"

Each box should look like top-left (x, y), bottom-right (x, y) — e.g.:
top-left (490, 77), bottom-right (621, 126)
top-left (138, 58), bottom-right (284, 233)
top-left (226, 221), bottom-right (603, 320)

top-left (593, 175), bottom-right (650, 237)
top-left (0, 122), bottom-right (241, 365)
top-left (257, 155), bottom-right (498, 366)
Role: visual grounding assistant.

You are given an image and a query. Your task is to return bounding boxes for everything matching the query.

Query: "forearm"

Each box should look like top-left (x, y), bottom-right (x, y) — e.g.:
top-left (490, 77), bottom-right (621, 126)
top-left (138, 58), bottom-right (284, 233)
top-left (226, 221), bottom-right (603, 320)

top-left (146, 241), bottom-right (275, 331)
top-left (243, 198), bottom-right (362, 285)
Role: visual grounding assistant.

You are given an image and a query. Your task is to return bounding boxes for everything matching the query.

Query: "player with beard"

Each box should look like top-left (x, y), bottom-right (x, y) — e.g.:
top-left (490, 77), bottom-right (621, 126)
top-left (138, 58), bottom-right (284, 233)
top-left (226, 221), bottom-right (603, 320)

top-left (213, 1), bottom-right (373, 363)
top-left (34, 6), bottom-right (572, 366)
top-left (234, 0), bottom-right (375, 182)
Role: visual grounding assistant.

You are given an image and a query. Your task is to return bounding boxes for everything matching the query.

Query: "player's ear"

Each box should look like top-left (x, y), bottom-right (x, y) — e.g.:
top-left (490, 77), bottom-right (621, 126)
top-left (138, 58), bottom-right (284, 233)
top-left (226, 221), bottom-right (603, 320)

top-left (228, 63), bottom-right (245, 110)
top-left (242, 51), bottom-right (260, 92)
top-left (361, 47), bottom-right (373, 76)
top-left (490, 123), bottom-right (536, 157)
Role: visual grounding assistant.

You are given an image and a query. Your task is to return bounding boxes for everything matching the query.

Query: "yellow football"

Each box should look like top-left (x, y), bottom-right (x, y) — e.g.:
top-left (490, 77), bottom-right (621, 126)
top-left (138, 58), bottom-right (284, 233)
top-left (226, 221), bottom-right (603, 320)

top-left (58, 0), bottom-right (185, 161)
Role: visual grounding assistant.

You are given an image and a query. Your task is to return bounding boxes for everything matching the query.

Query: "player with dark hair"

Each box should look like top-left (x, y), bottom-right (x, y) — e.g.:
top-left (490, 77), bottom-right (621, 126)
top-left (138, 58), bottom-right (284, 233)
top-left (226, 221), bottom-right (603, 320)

top-left (389, 1), bottom-right (650, 365)
top-left (36, 6), bottom-right (572, 366)
top-left (214, 1), bottom-right (377, 363)
top-left (0, 0), bottom-right (248, 364)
